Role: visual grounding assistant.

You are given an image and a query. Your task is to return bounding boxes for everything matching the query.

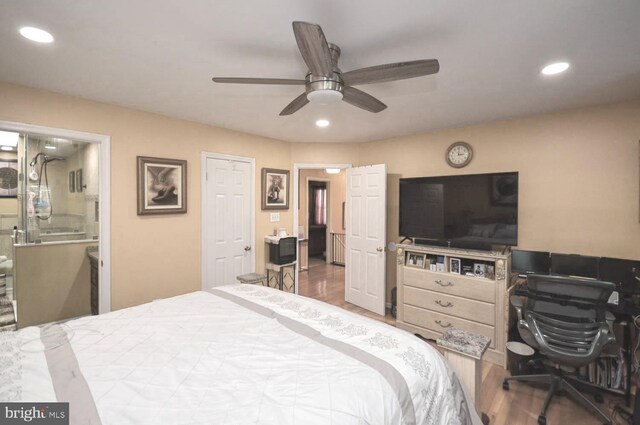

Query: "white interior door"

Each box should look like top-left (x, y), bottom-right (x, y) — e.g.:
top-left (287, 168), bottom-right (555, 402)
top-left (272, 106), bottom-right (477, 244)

top-left (345, 164), bottom-right (387, 315)
top-left (203, 155), bottom-right (254, 289)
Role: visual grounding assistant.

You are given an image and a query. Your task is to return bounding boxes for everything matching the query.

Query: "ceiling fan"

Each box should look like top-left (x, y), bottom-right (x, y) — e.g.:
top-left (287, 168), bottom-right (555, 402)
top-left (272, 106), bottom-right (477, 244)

top-left (212, 21), bottom-right (440, 116)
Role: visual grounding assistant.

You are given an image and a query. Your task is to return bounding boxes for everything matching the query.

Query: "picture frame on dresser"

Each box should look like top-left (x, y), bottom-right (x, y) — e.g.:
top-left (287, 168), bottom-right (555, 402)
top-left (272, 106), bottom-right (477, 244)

top-left (450, 258), bottom-right (461, 274)
top-left (406, 252), bottom-right (426, 268)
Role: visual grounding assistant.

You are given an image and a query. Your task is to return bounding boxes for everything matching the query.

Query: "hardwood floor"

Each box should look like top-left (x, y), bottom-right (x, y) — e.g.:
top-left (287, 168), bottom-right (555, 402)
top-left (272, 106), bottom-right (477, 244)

top-left (298, 260), bottom-right (626, 425)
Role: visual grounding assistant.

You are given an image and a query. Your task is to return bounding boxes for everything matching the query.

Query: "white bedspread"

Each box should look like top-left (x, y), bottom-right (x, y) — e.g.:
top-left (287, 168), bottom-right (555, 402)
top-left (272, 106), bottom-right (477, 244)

top-left (0, 285), bottom-right (481, 425)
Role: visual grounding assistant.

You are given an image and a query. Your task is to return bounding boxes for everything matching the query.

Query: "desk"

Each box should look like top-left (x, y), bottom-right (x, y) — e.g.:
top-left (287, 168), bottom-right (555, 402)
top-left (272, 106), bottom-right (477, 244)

top-left (266, 262), bottom-right (296, 293)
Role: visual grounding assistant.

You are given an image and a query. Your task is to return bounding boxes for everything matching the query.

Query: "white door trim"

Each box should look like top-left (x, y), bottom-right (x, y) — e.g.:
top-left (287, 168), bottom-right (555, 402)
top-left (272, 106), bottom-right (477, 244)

top-left (0, 120), bottom-right (112, 314)
top-left (293, 163), bottom-right (351, 294)
top-left (201, 151), bottom-right (256, 290)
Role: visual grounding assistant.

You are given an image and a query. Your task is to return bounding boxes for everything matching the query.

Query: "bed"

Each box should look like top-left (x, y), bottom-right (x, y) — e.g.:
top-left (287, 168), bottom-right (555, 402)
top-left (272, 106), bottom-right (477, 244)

top-left (1, 284), bottom-right (481, 425)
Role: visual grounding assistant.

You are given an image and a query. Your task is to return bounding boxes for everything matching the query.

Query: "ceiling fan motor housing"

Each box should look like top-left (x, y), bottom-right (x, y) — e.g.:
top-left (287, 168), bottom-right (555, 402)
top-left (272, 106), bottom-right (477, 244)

top-left (305, 72), bottom-right (344, 104)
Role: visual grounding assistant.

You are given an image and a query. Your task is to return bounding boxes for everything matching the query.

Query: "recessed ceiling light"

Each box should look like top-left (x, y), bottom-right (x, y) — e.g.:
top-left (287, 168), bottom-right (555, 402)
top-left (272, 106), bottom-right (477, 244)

top-left (325, 168), bottom-right (341, 174)
top-left (541, 62), bottom-right (570, 75)
top-left (315, 119), bottom-right (330, 128)
top-left (0, 146), bottom-right (14, 152)
top-left (44, 144), bottom-right (57, 150)
top-left (19, 26), bottom-right (54, 43)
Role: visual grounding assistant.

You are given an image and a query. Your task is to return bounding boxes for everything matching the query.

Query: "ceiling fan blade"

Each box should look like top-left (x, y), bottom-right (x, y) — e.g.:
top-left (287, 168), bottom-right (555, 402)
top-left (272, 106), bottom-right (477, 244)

top-left (212, 77), bottom-right (305, 85)
top-left (292, 21), bottom-right (334, 77)
top-left (342, 59), bottom-right (439, 86)
top-left (342, 86), bottom-right (387, 113)
top-left (279, 93), bottom-right (310, 116)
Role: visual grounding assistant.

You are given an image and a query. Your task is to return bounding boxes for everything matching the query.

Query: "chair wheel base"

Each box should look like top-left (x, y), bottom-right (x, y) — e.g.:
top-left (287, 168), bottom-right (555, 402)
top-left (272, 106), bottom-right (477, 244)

top-left (502, 380), bottom-right (509, 390)
top-left (538, 415), bottom-right (546, 425)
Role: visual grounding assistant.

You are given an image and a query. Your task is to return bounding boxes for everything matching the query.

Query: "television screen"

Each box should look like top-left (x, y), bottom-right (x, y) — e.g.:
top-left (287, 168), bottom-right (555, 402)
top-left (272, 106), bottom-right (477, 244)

top-left (512, 250), bottom-right (550, 276)
top-left (399, 172), bottom-right (518, 246)
top-left (550, 253), bottom-right (599, 279)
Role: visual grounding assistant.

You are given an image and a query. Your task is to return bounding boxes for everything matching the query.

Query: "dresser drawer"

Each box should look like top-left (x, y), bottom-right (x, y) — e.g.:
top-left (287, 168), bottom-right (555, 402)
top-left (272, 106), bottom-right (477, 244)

top-left (403, 267), bottom-right (495, 303)
top-left (403, 304), bottom-right (496, 349)
top-left (404, 286), bottom-right (495, 326)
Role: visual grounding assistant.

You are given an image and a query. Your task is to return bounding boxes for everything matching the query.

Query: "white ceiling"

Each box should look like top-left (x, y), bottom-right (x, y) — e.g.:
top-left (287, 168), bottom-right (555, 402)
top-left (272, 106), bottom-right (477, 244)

top-left (1, 1), bottom-right (640, 143)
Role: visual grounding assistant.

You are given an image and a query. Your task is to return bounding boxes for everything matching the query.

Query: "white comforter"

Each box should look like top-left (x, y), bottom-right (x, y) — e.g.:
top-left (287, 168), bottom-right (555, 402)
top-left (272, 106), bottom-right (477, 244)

top-left (1, 285), bottom-right (481, 425)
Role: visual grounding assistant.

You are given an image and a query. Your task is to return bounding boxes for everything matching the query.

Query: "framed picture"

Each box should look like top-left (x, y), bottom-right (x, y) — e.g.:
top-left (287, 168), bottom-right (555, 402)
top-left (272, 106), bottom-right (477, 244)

top-left (473, 263), bottom-right (486, 278)
top-left (137, 156), bottom-right (187, 215)
top-left (450, 258), bottom-right (461, 274)
top-left (406, 252), bottom-right (426, 269)
top-left (261, 168), bottom-right (289, 210)
top-left (0, 159), bottom-right (18, 198)
top-left (69, 171), bottom-right (75, 193)
top-left (490, 173), bottom-right (518, 205)
top-left (76, 168), bottom-right (83, 193)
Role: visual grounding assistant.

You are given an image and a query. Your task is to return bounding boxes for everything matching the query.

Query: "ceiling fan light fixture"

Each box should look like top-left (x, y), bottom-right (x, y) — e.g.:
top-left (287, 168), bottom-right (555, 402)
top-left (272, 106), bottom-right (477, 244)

top-left (307, 89), bottom-right (343, 105)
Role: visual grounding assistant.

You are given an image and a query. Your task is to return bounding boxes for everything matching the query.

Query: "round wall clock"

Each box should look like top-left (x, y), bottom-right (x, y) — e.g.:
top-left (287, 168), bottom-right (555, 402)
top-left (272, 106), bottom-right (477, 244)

top-left (446, 141), bottom-right (473, 168)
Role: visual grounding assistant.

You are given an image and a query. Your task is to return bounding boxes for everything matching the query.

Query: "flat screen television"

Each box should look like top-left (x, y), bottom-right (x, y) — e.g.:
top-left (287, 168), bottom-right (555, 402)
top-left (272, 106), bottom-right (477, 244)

top-left (399, 172), bottom-right (518, 246)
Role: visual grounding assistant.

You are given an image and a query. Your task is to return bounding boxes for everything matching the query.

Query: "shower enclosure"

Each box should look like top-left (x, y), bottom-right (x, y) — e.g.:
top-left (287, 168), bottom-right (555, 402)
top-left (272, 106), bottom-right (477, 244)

top-left (0, 129), bottom-right (100, 328)
top-left (20, 134), bottom-right (99, 244)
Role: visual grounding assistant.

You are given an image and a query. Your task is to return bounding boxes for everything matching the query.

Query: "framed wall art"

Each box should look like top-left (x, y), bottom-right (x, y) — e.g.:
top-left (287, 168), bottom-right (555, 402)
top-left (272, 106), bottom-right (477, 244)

top-left (261, 168), bottom-right (289, 210)
top-left (69, 170), bottom-right (75, 193)
top-left (0, 159), bottom-right (18, 198)
top-left (137, 156), bottom-right (187, 215)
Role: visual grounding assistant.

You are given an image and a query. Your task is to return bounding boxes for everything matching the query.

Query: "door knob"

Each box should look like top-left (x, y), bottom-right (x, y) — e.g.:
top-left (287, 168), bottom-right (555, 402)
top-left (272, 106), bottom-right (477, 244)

top-left (244, 246), bottom-right (251, 251)
top-left (376, 247), bottom-right (384, 252)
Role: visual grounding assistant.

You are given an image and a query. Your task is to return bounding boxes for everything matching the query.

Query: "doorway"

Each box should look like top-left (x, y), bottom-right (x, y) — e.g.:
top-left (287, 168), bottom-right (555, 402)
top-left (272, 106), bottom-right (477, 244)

top-left (294, 165), bottom-right (348, 303)
top-left (0, 120), bottom-right (111, 329)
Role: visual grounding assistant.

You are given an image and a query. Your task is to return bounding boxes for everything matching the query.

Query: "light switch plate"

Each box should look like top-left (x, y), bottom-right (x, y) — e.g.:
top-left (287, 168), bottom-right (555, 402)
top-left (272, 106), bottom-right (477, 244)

top-left (270, 213), bottom-right (280, 222)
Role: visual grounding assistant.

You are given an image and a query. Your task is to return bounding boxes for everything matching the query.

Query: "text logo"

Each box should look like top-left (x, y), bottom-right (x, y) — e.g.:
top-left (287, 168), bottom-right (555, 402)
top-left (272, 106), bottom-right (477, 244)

top-left (0, 403), bottom-right (69, 425)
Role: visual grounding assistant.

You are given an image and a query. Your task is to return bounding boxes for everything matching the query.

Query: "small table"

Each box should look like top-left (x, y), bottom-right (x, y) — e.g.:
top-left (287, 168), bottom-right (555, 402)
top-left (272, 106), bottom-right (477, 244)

top-left (437, 328), bottom-right (491, 413)
top-left (265, 262), bottom-right (296, 293)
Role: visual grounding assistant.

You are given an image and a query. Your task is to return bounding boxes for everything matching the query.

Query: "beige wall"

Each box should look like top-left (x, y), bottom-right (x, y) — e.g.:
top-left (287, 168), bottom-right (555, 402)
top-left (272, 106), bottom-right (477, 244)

top-left (0, 82), bottom-right (292, 310)
top-left (2, 81), bottom-right (639, 312)
top-left (361, 100), bottom-right (640, 299)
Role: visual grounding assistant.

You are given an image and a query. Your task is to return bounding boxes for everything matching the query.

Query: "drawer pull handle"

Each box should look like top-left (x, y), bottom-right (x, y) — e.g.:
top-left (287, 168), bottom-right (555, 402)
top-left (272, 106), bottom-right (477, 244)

top-left (435, 320), bottom-right (453, 328)
top-left (435, 280), bottom-right (453, 287)
top-left (435, 300), bottom-right (453, 308)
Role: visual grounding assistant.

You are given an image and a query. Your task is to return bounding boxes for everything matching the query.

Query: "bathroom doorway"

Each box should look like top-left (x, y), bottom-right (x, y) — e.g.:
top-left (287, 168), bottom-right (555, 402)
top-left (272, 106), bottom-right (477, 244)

top-left (0, 122), bottom-right (110, 329)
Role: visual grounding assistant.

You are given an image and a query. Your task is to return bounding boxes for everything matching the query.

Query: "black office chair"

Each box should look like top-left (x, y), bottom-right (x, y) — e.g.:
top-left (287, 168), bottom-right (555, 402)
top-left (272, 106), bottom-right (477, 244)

top-left (503, 274), bottom-right (616, 425)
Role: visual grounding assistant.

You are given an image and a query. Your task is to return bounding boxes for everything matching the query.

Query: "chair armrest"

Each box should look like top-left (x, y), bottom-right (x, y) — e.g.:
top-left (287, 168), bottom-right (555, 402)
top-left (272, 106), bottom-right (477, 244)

top-left (510, 295), bottom-right (524, 321)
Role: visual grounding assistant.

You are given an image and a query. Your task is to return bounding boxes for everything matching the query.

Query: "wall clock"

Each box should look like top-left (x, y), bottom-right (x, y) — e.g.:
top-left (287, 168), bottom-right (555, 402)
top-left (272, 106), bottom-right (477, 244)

top-left (446, 141), bottom-right (473, 168)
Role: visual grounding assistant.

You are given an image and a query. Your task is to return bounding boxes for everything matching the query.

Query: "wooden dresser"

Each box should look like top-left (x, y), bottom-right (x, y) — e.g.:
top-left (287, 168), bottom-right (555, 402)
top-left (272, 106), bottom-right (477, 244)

top-left (396, 244), bottom-right (510, 367)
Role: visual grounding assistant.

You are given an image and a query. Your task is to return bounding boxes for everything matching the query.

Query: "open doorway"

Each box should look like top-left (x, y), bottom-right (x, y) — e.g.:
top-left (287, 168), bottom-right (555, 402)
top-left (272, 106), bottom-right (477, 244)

top-left (294, 165), bottom-right (348, 305)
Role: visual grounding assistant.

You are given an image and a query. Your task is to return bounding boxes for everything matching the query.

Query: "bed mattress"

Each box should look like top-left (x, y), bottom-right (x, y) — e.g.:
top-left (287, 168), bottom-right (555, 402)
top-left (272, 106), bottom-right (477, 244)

top-left (0, 284), bottom-right (481, 425)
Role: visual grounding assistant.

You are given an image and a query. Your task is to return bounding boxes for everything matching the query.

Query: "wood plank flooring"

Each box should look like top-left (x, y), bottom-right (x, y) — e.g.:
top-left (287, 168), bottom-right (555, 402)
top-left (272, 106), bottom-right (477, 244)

top-left (298, 260), bottom-right (626, 425)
